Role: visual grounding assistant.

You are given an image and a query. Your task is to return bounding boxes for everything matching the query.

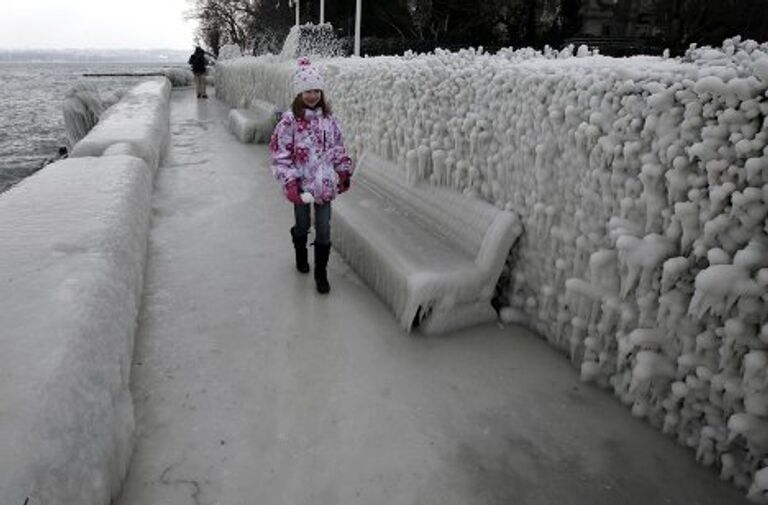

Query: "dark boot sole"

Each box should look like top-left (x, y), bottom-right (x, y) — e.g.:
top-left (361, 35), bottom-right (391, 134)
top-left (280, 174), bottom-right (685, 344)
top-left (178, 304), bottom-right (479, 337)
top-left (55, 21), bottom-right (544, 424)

top-left (315, 280), bottom-right (330, 294)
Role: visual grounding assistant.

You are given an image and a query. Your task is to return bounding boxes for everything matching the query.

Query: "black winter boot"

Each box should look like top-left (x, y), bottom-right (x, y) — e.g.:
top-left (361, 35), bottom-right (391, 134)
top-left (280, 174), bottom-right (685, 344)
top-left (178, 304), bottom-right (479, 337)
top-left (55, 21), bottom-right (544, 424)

top-left (314, 242), bottom-right (331, 294)
top-left (290, 227), bottom-right (310, 273)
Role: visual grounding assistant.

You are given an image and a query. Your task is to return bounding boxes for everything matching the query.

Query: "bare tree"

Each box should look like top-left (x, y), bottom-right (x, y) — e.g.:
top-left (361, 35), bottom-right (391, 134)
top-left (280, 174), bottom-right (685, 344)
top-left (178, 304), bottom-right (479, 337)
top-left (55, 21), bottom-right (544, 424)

top-left (188, 0), bottom-right (252, 54)
top-left (187, 0), bottom-right (294, 55)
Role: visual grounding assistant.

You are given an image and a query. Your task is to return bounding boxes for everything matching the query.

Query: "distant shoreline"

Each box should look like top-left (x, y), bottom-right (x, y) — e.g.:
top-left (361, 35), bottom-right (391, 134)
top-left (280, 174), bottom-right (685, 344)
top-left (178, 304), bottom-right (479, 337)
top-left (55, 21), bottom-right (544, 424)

top-left (0, 48), bottom-right (190, 63)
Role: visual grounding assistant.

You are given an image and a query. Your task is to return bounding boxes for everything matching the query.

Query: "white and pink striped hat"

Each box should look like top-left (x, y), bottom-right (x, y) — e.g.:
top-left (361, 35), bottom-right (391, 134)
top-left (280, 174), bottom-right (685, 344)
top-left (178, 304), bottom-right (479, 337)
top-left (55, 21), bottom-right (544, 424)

top-left (293, 57), bottom-right (324, 96)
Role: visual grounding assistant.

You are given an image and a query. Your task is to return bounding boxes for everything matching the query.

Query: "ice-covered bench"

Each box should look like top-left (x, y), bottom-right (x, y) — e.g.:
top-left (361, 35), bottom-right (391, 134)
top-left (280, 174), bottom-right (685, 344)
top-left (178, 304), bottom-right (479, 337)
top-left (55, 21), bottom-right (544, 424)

top-left (70, 79), bottom-right (171, 172)
top-left (227, 100), bottom-right (279, 143)
top-left (332, 152), bottom-right (522, 334)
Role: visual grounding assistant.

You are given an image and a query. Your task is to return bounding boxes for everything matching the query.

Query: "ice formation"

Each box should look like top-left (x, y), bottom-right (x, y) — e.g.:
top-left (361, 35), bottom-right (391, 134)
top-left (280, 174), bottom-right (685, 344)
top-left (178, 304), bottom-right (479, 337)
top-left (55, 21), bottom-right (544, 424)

top-left (70, 80), bottom-right (171, 171)
top-left (62, 80), bottom-right (113, 146)
top-left (1, 81), bottom-right (170, 505)
top-left (279, 23), bottom-right (346, 60)
top-left (332, 153), bottom-right (522, 333)
top-left (218, 43), bottom-right (243, 60)
top-left (216, 36), bottom-right (768, 499)
top-left (226, 100), bottom-right (279, 144)
top-left (0, 156), bottom-right (154, 505)
top-left (162, 67), bottom-right (193, 87)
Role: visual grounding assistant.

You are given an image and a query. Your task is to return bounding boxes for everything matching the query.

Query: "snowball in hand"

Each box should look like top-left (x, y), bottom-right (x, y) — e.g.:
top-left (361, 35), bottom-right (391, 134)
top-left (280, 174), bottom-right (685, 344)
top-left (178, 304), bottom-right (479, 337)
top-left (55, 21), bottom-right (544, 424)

top-left (300, 192), bottom-right (315, 204)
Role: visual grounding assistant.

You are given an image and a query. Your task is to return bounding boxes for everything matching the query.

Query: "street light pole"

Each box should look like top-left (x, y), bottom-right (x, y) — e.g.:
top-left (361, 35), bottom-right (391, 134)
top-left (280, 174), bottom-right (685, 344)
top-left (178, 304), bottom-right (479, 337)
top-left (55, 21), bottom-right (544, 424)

top-left (289, 0), bottom-right (300, 26)
top-left (354, 0), bottom-right (361, 56)
top-left (320, 0), bottom-right (325, 24)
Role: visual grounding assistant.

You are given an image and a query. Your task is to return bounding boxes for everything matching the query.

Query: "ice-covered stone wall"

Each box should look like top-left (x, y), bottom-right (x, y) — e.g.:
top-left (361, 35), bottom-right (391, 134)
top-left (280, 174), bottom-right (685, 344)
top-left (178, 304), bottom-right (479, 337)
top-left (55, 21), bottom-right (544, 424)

top-left (71, 79), bottom-right (171, 172)
top-left (216, 38), bottom-right (768, 500)
top-left (1, 79), bottom-right (170, 505)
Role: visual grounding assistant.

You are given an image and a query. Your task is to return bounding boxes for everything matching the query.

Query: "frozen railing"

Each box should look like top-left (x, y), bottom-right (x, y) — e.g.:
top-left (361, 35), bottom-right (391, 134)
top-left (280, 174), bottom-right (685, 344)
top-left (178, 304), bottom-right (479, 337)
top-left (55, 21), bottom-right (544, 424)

top-left (0, 156), bottom-right (153, 505)
top-left (333, 152), bottom-right (522, 333)
top-left (0, 78), bottom-right (171, 505)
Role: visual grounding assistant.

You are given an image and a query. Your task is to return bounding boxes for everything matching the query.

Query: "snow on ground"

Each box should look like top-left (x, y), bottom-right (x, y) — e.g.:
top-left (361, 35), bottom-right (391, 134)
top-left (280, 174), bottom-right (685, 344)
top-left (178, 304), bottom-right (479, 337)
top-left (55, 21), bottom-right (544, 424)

top-left (215, 37), bottom-right (768, 499)
top-left (0, 79), bottom-right (171, 505)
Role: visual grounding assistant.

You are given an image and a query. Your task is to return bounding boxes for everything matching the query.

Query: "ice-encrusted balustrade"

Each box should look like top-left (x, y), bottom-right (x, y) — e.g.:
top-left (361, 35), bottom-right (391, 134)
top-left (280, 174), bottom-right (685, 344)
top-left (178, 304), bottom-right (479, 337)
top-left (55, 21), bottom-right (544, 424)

top-left (1, 79), bottom-right (171, 505)
top-left (215, 37), bottom-right (768, 501)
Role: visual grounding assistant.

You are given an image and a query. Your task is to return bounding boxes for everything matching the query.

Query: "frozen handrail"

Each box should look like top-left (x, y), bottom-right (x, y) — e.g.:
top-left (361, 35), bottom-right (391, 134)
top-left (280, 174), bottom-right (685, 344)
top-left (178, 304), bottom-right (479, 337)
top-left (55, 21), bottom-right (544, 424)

top-left (332, 152), bottom-right (522, 334)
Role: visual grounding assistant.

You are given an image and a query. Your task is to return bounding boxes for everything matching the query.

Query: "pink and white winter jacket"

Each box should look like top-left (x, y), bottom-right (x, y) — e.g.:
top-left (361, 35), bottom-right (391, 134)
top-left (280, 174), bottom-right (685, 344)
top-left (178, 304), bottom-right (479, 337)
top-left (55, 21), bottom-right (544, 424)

top-left (269, 108), bottom-right (354, 204)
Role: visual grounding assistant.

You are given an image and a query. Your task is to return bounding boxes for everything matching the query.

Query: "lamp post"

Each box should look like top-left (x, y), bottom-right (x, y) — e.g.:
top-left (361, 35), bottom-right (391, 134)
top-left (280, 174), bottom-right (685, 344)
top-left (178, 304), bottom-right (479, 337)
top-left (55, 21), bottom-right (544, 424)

top-left (320, 0), bottom-right (325, 24)
top-left (289, 0), bottom-right (300, 26)
top-left (354, 0), bottom-right (361, 56)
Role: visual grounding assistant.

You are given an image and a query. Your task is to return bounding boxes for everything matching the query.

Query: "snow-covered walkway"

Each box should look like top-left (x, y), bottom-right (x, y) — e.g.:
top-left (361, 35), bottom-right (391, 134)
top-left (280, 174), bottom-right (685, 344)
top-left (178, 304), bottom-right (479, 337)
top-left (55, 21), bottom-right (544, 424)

top-left (115, 89), bottom-right (748, 505)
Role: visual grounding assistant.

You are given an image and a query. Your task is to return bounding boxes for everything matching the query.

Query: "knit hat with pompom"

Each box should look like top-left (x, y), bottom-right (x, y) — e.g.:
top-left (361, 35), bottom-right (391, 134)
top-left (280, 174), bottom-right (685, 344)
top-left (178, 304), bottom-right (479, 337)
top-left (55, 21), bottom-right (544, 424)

top-left (293, 57), bottom-right (324, 96)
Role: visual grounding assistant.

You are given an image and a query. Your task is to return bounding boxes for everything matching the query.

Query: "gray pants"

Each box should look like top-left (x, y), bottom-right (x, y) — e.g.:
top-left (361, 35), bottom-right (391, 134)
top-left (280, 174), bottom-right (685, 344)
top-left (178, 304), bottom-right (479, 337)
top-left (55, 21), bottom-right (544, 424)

top-left (194, 73), bottom-right (207, 97)
top-left (294, 202), bottom-right (331, 244)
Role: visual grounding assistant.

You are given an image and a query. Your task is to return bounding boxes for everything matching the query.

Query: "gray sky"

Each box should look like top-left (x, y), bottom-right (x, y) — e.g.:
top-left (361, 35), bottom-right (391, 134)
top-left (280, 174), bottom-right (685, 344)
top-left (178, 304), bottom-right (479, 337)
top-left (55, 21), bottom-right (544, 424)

top-left (1, 0), bottom-right (197, 49)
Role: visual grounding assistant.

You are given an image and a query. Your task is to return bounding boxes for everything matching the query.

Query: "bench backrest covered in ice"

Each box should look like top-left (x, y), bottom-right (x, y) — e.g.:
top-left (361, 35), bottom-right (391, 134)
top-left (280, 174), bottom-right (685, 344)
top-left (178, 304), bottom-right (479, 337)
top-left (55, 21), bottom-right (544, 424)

top-left (332, 152), bottom-right (522, 334)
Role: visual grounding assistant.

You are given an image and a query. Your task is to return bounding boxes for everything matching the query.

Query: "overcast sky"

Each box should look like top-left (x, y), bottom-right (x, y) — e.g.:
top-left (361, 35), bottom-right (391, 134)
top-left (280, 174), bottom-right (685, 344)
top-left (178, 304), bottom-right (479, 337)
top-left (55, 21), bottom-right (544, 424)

top-left (1, 0), bottom-right (197, 50)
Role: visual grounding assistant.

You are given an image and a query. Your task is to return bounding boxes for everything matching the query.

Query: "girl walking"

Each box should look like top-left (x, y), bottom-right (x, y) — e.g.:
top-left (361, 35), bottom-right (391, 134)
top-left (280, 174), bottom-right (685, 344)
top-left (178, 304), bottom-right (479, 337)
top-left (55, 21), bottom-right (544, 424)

top-left (269, 58), bottom-right (354, 294)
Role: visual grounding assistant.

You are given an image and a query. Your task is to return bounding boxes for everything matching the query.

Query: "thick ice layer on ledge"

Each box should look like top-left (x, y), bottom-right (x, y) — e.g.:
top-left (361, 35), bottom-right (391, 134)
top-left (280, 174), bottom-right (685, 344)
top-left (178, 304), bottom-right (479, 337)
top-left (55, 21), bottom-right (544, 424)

top-left (0, 155), bottom-right (153, 505)
top-left (70, 79), bottom-right (171, 171)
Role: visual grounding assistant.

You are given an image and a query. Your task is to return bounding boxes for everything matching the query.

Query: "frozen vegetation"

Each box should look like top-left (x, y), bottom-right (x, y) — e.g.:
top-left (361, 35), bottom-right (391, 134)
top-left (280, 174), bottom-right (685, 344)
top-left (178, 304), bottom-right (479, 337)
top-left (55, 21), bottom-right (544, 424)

top-left (0, 82), bottom-right (170, 505)
top-left (215, 36), bottom-right (768, 500)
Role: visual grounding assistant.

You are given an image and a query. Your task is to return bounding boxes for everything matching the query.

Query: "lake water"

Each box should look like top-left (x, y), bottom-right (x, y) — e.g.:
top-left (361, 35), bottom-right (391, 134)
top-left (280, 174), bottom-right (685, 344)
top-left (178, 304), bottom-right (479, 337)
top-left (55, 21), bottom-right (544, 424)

top-left (0, 61), bottom-right (183, 193)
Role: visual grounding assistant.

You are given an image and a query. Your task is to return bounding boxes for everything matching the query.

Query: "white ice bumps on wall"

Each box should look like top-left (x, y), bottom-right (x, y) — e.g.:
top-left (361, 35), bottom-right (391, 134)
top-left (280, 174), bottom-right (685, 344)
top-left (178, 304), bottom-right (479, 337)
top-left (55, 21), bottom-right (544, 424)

top-left (71, 79), bottom-right (171, 172)
top-left (333, 153), bottom-right (522, 333)
top-left (0, 156), bottom-right (153, 505)
top-left (215, 39), bottom-right (768, 500)
top-left (227, 100), bottom-right (279, 143)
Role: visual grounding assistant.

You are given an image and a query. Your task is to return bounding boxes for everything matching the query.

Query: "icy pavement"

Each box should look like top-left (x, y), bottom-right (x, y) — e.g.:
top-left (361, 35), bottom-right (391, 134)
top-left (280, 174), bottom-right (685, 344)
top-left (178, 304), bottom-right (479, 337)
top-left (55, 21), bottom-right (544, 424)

top-left (115, 89), bottom-right (749, 505)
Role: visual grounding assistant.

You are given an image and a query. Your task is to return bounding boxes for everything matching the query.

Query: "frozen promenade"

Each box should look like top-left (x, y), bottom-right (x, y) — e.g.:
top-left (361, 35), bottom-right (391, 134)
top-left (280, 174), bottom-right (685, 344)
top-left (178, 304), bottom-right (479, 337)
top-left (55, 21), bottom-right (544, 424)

top-left (115, 89), bottom-right (748, 505)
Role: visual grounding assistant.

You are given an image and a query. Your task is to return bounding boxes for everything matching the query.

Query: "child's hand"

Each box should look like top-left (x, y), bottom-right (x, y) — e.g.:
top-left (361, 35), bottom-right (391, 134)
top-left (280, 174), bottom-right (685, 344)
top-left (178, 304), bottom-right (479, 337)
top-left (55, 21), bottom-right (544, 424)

top-left (284, 180), bottom-right (303, 205)
top-left (337, 172), bottom-right (351, 194)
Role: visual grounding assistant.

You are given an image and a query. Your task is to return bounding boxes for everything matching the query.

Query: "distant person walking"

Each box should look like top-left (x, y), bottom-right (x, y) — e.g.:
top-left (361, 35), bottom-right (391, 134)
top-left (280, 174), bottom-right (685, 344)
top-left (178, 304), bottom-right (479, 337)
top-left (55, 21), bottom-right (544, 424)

top-left (269, 57), bottom-right (354, 294)
top-left (188, 46), bottom-right (209, 98)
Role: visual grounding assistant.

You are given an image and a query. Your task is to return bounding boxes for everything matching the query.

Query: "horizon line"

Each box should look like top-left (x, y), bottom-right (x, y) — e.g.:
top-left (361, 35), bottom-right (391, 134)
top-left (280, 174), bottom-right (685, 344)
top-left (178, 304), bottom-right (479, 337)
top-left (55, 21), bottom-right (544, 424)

top-left (0, 47), bottom-right (195, 51)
